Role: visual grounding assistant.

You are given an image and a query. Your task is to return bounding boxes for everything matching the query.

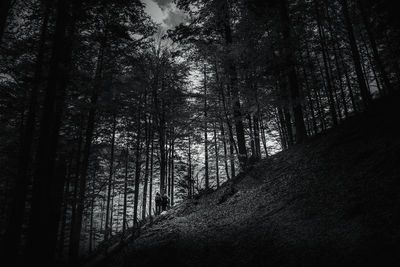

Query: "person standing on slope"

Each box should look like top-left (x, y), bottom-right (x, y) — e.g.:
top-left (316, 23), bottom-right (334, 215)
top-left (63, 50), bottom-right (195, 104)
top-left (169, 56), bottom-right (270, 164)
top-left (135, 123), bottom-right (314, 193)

top-left (161, 193), bottom-right (169, 212)
top-left (155, 192), bottom-right (161, 215)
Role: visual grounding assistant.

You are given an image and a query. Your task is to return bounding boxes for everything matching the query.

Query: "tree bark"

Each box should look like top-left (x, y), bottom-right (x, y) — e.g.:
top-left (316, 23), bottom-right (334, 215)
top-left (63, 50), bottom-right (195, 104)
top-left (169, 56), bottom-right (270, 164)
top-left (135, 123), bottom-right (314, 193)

top-left (358, 0), bottom-right (393, 94)
top-left (278, 0), bottom-right (307, 144)
top-left (105, 113), bottom-right (117, 240)
top-left (133, 109), bottom-right (142, 227)
top-left (315, 1), bottom-right (338, 126)
top-left (340, 0), bottom-right (371, 108)
top-left (204, 64), bottom-right (209, 189)
top-left (142, 115), bottom-right (151, 220)
top-left (149, 132), bottom-right (154, 219)
top-left (222, 0), bottom-right (247, 168)
top-left (170, 137), bottom-right (175, 206)
top-left (25, 0), bottom-right (73, 264)
top-left (220, 119), bottom-right (230, 180)
top-left (3, 1), bottom-right (50, 259)
top-left (213, 123), bottom-right (220, 188)
top-left (0, 0), bottom-right (12, 43)
top-left (69, 36), bottom-right (104, 266)
top-left (122, 136), bottom-right (129, 235)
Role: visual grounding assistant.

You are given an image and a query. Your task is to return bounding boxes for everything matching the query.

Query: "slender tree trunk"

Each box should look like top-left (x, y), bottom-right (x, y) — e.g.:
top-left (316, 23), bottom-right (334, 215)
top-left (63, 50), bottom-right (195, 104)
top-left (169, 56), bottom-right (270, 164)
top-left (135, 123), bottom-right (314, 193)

top-left (253, 113), bottom-right (261, 159)
top-left (68, 127), bottom-right (83, 261)
top-left (339, 52), bottom-right (358, 112)
top-left (332, 41), bottom-right (349, 118)
top-left (166, 133), bottom-right (171, 197)
top-left (170, 137), bottom-right (175, 206)
top-left (277, 106), bottom-right (288, 150)
top-left (188, 136), bottom-right (192, 198)
top-left (25, 0), bottom-right (73, 264)
top-left (299, 54), bottom-right (318, 134)
top-left (142, 116), bottom-right (151, 220)
top-left (340, 0), bottom-right (371, 108)
top-left (88, 174), bottom-right (95, 253)
top-left (315, 2), bottom-right (338, 126)
top-left (3, 2), bottom-right (50, 258)
top-left (278, 0), bottom-right (307, 144)
top-left (0, 0), bottom-right (12, 43)
top-left (220, 119), bottom-right (230, 180)
top-left (133, 110), bottom-right (142, 227)
top-left (122, 136), bottom-right (129, 235)
top-left (259, 116), bottom-right (269, 156)
top-left (159, 113), bottom-right (166, 194)
top-left (305, 44), bottom-right (326, 130)
top-left (149, 130), bottom-right (154, 219)
top-left (361, 36), bottom-right (382, 96)
top-left (229, 136), bottom-right (235, 178)
top-left (358, 0), bottom-right (393, 94)
top-left (105, 113), bottom-right (117, 241)
top-left (69, 36), bottom-right (104, 266)
top-left (58, 156), bottom-right (72, 258)
top-left (248, 115), bottom-right (255, 157)
top-left (222, 0), bottom-right (247, 168)
top-left (204, 64), bottom-right (209, 189)
top-left (109, 184), bottom-right (115, 236)
top-left (213, 123), bottom-right (220, 188)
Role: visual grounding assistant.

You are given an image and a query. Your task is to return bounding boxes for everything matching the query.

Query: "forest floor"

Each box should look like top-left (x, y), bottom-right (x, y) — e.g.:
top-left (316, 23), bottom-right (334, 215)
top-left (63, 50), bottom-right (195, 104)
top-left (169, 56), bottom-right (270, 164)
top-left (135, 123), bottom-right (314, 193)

top-left (90, 94), bottom-right (400, 267)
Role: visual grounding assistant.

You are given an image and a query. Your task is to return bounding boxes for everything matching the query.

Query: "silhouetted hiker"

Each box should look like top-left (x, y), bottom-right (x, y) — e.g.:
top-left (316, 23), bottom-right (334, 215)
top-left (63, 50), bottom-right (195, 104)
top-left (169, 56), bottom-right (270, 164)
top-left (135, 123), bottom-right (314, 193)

top-left (161, 193), bottom-right (169, 211)
top-left (155, 192), bottom-right (161, 215)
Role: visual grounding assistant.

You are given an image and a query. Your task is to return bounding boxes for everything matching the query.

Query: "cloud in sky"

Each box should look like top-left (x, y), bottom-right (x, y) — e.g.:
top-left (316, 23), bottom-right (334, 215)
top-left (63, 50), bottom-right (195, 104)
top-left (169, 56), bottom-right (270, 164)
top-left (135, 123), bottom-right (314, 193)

top-left (142, 0), bottom-right (187, 29)
top-left (163, 9), bottom-right (187, 28)
top-left (143, 0), bottom-right (167, 24)
top-left (152, 0), bottom-right (174, 10)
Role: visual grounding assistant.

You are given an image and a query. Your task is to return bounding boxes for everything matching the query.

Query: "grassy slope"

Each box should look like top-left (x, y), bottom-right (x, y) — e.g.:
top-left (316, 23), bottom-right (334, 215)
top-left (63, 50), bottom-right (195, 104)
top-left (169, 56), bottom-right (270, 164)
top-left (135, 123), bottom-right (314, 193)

top-left (95, 95), bottom-right (400, 267)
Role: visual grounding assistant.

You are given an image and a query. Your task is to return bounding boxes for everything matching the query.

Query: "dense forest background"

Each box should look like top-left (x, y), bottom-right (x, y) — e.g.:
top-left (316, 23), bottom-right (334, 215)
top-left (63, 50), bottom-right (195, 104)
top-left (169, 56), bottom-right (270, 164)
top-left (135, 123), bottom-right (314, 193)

top-left (0, 0), bottom-right (399, 266)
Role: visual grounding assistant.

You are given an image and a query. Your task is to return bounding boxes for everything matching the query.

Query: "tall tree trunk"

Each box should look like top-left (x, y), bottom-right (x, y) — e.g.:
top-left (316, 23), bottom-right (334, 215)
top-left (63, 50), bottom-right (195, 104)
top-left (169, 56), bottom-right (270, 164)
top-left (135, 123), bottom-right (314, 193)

top-left (357, 0), bottom-right (393, 94)
top-left (332, 39), bottom-right (349, 118)
top-left (339, 52), bottom-right (358, 112)
top-left (25, 0), bottom-right (73, 264)
top-left (122, 138), bottom-right (129, 235)
top-left (170, 137), bottom-right (175, 206)
top-left (142, 116), bottom-right (151, 220)
top-left (278, 0), bottom-right (307, 143)
top-left (277, 106), bottom-right (288, 149)
top-left (69, 36), bottom-right (104, 266)
top-left (105, 114), bottom-right (117, 240)
top-left (213, 123), bottom-right (220, 188)
top-left (259, 116), bottom-right (269, 156)
top-left (188, 136), bottom-right (192, 198)
top-left (229, 135), bottom-right (235, 178)
top-left (247, 115), bottom-right (255, 157)
top-left (148, 131), bottom-right (154, 219)
top-left (340, 0), bottom-right (371, 108)
top-left (3, 1), bottom-right (50, 259)
top-left (133, 110), bottom-right (142, 227)
top-left (68, 126), bottom-right (83, 261)
top-left (220, 119), bottom-right (230, 180)
top-left (253, 113), bottom-right (262, 159)
top-left (222, 0), bottom-right (247, 168)
top-left (158, 112), bottom-right (166, 194)
top-left (88, 172), bottom-right (96, 253)
top-left (315, 1), bottom-right (338, 126)
top-left (58, 155), bottom-right (72, 258)
top-left (300, 59), bottom-right (318, 134)
top-left (361, 35), bottom-right (383, 96)
top-left (204, 64), bottom-right (209, 189)
top-left (0, 0), bottom-right (12, 43)
top-left (305, 44), bottom-right (326, 130)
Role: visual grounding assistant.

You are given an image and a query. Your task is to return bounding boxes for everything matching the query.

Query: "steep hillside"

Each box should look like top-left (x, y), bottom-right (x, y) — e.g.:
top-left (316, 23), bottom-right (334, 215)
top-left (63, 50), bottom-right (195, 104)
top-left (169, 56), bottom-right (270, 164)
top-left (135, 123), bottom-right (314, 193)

top-left (91, 95), bottom-right (400, 267)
